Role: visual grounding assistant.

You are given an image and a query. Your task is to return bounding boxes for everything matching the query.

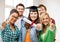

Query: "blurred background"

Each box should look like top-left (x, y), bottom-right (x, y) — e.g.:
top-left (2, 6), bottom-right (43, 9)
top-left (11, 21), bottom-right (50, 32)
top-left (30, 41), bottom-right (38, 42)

top-left (0, 0), bottom-right (60, 42)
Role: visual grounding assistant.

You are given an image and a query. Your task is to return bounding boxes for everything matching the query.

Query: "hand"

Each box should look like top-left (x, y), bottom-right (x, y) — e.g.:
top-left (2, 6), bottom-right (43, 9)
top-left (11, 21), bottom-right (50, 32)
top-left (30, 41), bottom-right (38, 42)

top-left (50, 20), bottom-right (55, 30)
top-left (36, 23), bottom-right (42, 30)
top-left (0, 25), bottom-right (2, 28)
top-left (0, 25), bottom-right (4, 30)
top-left (2, 21), bottom-right (7, 28)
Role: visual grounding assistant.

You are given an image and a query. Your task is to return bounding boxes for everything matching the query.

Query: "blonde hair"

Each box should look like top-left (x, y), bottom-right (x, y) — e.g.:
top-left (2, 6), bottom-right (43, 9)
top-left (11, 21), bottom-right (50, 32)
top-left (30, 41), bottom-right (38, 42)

top-left (40, 12), bottom-right (50, 23)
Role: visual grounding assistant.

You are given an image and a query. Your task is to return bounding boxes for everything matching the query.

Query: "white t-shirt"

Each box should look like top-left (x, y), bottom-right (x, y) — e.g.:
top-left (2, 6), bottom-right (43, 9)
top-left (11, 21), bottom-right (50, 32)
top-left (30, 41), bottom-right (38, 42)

top-left (15, 17), bottom-right (23, 30)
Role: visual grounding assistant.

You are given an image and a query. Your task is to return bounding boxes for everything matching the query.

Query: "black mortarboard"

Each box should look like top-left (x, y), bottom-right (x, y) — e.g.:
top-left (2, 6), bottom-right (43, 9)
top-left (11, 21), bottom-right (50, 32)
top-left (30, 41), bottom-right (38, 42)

top-left (26, 6), bottom-right (38, 12)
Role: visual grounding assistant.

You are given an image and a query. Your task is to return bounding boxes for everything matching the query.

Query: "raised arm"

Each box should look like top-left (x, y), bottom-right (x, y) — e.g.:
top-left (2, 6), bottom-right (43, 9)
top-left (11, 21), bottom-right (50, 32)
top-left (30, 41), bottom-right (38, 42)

top-left (0, 21), bottom-right (7, 30)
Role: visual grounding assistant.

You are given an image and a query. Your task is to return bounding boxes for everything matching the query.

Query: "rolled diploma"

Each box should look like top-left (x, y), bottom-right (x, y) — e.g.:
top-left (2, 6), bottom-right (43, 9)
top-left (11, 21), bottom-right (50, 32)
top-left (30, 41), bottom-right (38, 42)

top-left (23, 18), bottom-right (42, 30)
top-left (23, 18), bottom-right (32, 24)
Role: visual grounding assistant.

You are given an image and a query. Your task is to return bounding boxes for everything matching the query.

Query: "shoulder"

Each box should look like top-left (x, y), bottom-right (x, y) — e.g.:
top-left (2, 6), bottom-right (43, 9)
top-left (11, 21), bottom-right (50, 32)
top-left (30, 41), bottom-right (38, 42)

top-left (4, 23), bottom-right (10, 29)
top-left (2, 23), bottom-right (10, 32)
top-left (14, 24), bottom-right (19, 30)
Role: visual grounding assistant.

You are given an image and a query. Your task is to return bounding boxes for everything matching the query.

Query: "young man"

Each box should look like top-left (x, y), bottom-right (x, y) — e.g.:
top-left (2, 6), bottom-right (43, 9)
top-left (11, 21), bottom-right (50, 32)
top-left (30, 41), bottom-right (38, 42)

top-left (15, 3), bottom-right (25, 30)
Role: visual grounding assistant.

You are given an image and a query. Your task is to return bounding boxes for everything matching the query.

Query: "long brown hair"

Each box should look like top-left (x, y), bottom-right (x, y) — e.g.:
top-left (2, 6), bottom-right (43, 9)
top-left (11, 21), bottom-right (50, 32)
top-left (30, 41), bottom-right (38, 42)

top-left (25, 11), bottom-right (40, 29)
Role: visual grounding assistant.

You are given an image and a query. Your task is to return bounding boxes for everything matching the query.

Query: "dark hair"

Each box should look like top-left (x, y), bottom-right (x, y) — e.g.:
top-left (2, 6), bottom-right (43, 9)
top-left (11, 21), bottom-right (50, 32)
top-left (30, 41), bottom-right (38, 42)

top-left (10, 9), bottom-right (19, 16)
top-left (28, 11), bottom-right (39, 23)
top-left (16, 3), bottom-right (25, 9)
top-left (25, 10), bottom-right (40, 29)
top-left (38, 4), bottom-right (47, 11)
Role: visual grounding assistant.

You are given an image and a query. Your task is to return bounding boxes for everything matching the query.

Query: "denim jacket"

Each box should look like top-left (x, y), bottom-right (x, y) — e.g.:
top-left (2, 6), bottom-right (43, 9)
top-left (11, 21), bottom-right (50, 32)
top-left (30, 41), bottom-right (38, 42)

top-left (18, 19), bottom-right (38, 42)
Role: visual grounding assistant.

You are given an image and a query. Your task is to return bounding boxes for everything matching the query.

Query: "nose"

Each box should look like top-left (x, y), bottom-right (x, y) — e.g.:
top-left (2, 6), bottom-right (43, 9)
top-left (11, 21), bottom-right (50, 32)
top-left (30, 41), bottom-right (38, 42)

top-left (30, 13), bottom-right (34, 16)
top-left (13, 17), bottom-right (17, 21)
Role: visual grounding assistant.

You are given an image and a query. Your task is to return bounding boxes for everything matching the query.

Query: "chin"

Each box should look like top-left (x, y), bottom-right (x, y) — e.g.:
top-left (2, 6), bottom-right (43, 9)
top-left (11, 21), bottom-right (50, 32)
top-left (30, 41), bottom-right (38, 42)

top-left (11, 21), bottom-right (15, 24)
top-left (11, 22), bottom-right (14, 24)
top-left (32, 18), bottom-right (36, 21)
top-left (44, 23), bottom-right (48, 26)
top-left (32, 19), bottom-right (35, 21)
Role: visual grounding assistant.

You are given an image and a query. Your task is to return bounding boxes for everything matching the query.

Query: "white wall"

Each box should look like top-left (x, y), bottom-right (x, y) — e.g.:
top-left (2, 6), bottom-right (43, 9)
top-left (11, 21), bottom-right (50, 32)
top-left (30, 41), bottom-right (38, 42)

top-left (0, 0), bottom-right (5, 23)
top-left (33, 0), bottom-right (40, 6)
top-left (5, 0), bottom-right (33, 19)
top-left (33, 0), bottom-right (60, 42)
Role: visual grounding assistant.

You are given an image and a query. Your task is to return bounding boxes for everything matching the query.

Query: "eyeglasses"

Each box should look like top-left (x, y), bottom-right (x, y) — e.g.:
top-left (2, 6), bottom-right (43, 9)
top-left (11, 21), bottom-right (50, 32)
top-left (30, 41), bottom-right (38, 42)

top-left (12, 15), bottom-right (18, 19)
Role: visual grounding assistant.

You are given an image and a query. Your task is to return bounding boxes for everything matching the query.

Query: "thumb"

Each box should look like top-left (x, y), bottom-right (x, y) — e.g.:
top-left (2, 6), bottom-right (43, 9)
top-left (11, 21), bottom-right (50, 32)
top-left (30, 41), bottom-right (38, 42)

top-left (49, 19), bottom-right (52, 24)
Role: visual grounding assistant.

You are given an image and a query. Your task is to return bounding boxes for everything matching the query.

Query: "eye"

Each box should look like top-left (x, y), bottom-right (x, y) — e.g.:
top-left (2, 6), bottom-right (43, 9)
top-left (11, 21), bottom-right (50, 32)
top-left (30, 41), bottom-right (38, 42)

top-left (18, 8), bottom-right (20, 10)
top-left (42, 9), bottom-right (45, 10)
top-left (39, 10), bottom-right (41, 11)
top-left (46, 18), bottom-right (48, 19)
top-left (21, 8), bottom-right (24, 10)
top-left (34, 13), bottom-right (37, 15)
top-left (30, 12), bottom-right (33, 15)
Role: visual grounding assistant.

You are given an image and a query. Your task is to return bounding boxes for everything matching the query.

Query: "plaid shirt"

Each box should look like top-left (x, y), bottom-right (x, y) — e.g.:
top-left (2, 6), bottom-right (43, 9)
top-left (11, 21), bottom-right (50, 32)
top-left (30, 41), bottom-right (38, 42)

top-left (1, 24), bottom-right (19, 42)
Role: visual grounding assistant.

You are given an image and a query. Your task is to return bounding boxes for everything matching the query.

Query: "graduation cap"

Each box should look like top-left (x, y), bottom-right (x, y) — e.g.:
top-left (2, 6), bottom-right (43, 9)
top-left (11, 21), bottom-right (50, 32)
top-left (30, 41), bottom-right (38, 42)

top-left (26, 6), bottom-right (38, 12)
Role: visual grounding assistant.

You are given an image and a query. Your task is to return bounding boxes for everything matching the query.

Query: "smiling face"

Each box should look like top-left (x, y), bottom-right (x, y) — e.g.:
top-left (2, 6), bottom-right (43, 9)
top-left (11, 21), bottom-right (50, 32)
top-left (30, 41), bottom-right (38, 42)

top-left (29, 11), bottom-right (38, 21)
top-left (38, 6), bottom-right (46, 18)
top-left (16, 6), bottom-right (24, 17)
top-left (9, 13), bottom-right (19, 24)
top-left (41, 13), bottom-right (50, 26)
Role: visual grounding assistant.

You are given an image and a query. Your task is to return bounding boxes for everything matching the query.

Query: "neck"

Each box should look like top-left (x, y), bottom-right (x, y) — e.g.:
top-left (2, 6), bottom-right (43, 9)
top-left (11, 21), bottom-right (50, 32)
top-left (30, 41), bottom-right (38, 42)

top-left (19, 15), bottom-right (23, 18)
top-left (8, 22), bottom-right (15, 32)
top-left (44, 24), bottom-right (49, 29)
top-left (8, 22), bottom-right (14, 27)
top-left (42, 25), bottom-right (48, 34)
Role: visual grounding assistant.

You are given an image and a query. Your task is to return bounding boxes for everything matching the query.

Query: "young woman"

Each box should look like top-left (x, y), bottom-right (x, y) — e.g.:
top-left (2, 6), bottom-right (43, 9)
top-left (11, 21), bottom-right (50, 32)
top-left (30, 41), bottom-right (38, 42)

top-left (38, 4), bottom-right (55, 24)
top-left (18, 6), bottom-right (42, 42)
top-left (1, 9), bottom-right (19, 42)
top-left (38, 13), bottom-right (56, 42)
